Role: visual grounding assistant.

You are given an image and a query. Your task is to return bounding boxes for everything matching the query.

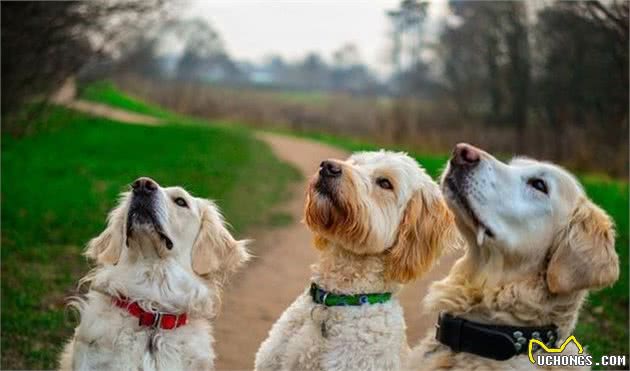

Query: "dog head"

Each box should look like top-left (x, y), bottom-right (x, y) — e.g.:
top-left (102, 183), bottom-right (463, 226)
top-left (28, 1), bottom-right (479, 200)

top-left (441, 143), bottom-right (618, 294)
top-left (305, 151), bottom-right (456, 283)
top-left (85, 177), bottom-right (249, 278)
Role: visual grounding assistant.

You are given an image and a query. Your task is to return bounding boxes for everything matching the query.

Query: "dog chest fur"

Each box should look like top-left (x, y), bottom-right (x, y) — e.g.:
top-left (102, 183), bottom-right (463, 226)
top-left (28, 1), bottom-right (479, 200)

top-left (63, 290), bottom-right (215, 371)
top-left (256, 290), bottom-right (407, 371)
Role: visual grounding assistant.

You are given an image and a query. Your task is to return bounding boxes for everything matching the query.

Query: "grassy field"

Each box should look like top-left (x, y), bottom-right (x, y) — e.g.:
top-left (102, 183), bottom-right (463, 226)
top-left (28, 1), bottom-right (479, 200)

top-left (1, 97), bottom-right (300, 368)
top-left (291, 131), bottom-right (629, 369)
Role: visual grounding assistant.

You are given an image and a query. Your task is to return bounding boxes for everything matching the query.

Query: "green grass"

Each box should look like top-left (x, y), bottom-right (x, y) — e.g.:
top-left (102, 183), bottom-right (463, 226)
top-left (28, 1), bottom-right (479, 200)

top-left (292, 131), bottom-right (629, 369)
top-left (80, 81), bottom-right (174, 120)
top-left (1, 102), bottom-right (300, 368)
top-left (573, 175), bottom-right (629, 369)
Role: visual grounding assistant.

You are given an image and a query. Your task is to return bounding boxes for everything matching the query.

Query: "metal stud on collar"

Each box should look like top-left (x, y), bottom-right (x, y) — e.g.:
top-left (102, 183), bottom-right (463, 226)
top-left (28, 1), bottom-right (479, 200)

top-left (532, 331), bottom-right (541, 339)
top-left (514, 342), bottom-right (522, 352)
top-left (532, 343), bottom-right (542, 353)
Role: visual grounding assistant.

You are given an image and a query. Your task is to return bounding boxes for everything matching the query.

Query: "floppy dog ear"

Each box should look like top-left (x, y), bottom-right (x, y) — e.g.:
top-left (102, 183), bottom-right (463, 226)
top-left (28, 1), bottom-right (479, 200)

top-left (192, 201), bottom-right (250, 277)
top-left (385, 190), bottom-right (456, 283)
top-left (546, 198), bottom-right (618, 294)
top-left (85, 200), bottom-right (127, 265)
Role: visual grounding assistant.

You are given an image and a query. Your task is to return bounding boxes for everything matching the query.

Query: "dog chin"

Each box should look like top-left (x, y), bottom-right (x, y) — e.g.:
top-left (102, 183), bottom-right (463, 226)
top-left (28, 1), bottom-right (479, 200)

top-left (308, 187), bottom-right (350, 235)
top-left (442, 190), bottom-right (469, 228)
top-left (314, 191), bottom-right (337, 210)
top-left (307, 177), bottom-right (335, 205)
top-left (442, 182), bottom-right (495, 246)
top-left (127, 222), bottom-right (174, 250)
top-left (306, 195), bottom-right (335, 229)
top-left (128, 222), bottom-right (156, 235)
top-left (314, 183), bottom-right (334, 200)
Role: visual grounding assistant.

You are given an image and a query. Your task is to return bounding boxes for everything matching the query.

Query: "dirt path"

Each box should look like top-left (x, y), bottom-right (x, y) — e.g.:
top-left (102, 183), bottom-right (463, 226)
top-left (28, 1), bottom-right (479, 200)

top-left (214, 132), bottom-right (459, 370)
top-left (63, 100), bottom-right (163, 125)
top-left (52, 77), bottom-right (162, 125)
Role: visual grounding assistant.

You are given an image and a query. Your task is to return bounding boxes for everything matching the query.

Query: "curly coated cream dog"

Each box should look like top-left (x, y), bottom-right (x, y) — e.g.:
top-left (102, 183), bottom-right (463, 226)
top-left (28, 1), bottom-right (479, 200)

top-left (255, 151), bottom-right (458, 371)
top-left (406, 144), bottom-right (619, 370)
top-left (59, 177), bottom-right (249, 371)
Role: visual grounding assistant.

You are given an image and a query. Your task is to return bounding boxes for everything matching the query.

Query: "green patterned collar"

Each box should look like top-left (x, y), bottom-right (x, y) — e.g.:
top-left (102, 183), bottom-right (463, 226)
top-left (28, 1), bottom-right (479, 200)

top-left (310, 283), bottom-right (392, 307)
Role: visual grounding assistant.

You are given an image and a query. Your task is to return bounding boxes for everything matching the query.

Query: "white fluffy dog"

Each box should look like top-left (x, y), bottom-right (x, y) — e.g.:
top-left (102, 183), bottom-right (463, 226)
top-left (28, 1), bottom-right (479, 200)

top-left (255, 151), bottom-right (457, 371)
top-left (406, 144), bottom-right (619, 370)
top-left (59, 177), bottom-right (249, 371)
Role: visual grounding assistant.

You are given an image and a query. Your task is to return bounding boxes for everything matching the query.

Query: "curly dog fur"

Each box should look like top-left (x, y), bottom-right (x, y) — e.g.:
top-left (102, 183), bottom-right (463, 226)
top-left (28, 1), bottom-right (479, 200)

top-left (255, 151), bottom-right (458, 371)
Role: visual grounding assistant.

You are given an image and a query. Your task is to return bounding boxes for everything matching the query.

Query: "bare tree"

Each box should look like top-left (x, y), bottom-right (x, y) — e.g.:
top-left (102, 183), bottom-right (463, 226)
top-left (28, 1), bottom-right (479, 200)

top-left (387, 0), bottom-right (429, 94)
top-left (172, 18), bottom-right (231, 82)
top-left (1, 0), bottom-right (167, 117)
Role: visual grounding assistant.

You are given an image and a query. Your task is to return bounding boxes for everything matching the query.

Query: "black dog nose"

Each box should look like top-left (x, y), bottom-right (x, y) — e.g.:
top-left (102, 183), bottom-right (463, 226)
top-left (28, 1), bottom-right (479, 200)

top-left (452, 143), bottom-right (481, 167)
top-left (132, 177), bottom-right (158, 195)
top-left (319, 160), bottom-right (342, 178)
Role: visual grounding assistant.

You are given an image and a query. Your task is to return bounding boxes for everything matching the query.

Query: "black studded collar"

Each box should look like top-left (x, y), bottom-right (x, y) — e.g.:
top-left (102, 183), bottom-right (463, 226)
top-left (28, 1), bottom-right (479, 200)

top-left (435, 312), bottom-right (558, 361)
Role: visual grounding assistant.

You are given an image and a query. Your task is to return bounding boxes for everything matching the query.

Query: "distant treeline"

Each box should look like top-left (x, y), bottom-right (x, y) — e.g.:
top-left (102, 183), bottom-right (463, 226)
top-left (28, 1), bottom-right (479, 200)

top-left (113, 73), bottom-right (627, 177)
top-left (83, 18), bottom-right (386, 96)
top-left (2, 0), bottom-right (627, 176)
top-left (103, 1), bottom-right (627, 176)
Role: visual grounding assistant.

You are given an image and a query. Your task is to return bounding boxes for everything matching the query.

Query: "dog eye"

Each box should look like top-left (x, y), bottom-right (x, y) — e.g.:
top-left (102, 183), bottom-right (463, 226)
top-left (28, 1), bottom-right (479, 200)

top-left (376, 177), bottom-right (394, 190)
top-left (528, 178), bottom-right (548, 194)
top-left (173, 197), bottom-right (188, 208)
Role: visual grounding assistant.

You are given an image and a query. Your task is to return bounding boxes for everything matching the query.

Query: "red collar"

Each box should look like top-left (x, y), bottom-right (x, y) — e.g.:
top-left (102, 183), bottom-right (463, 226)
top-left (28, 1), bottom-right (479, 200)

top-left (113, 296), bottom-right (188, 330)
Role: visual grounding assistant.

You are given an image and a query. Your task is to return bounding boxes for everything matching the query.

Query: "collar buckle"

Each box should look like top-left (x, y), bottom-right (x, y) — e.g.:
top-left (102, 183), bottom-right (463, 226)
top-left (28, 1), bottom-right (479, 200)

top-left (320, 292), bottom-right (330, 306)
top-left (114, 295), bottom-right (187, 330)
top-left (151, 312), bottom-right (162, 329)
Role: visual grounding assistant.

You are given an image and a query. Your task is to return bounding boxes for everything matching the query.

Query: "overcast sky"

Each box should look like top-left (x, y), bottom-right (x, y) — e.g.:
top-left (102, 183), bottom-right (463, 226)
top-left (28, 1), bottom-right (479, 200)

top-left (179, 0), bottom-right (448, 76)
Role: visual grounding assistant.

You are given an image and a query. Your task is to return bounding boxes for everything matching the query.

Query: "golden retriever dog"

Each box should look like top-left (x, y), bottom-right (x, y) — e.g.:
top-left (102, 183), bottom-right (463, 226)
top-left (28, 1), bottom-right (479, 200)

top-left (406, 144), bottom-right (619, 370)
top-left (255, 151), bottom-right (457, 371)
top-left (59, 177), bottom-right (249, 371)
